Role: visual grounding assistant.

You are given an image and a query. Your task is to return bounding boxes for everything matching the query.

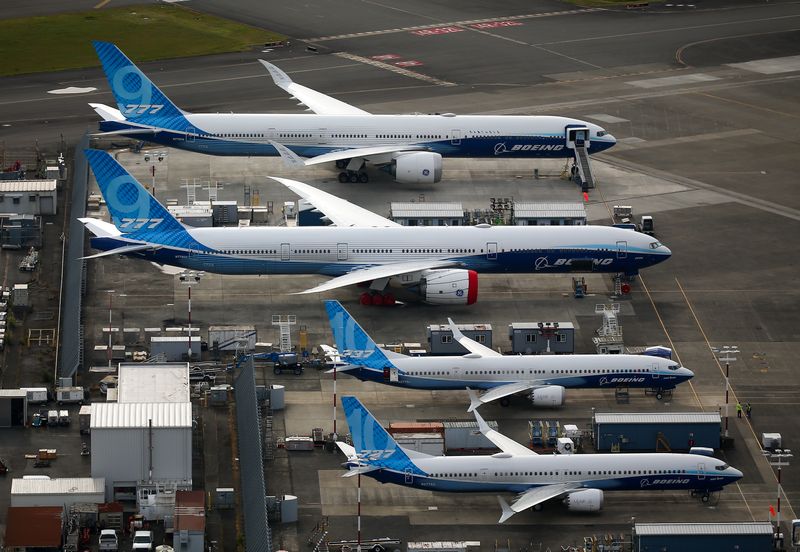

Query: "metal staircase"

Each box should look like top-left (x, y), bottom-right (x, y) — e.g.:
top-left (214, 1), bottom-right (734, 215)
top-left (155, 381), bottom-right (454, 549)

top-left (574, 145), bottom-right (595, 189)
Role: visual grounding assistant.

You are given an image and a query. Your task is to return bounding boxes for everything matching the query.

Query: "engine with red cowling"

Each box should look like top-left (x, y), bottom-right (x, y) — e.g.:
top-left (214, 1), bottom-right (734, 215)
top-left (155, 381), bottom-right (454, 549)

top-left (419, 268), bottom-right (478, 305)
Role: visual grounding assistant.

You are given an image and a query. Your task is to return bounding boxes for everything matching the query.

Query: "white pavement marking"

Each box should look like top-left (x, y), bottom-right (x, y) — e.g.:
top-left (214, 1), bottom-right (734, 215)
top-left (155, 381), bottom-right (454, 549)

top-left (47, 86), bottom-right (97, 95)
top-left (728, 54), bottom-right (800, 74)
top-left (585, 113), bottom-right (629, 123)
top-left (626, 73), bottom-right (721, 88)
top-left (334, 52), bottom-right (456, 87)
top-left (306, 9), bottom-right (601, 42)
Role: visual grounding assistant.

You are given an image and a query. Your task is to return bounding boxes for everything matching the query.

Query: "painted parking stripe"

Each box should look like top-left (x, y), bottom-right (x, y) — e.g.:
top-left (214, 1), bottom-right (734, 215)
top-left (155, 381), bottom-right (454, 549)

top-left (728, 55), bottom-right (800, 75)
top-left (306, 9), bottom-right (601, 42)
top-left (626, 73), bottom-right (720, 88)
top-left (334, 52), bottom-right (455, 87)
top-left (411, 26), bottom-right (465, 36)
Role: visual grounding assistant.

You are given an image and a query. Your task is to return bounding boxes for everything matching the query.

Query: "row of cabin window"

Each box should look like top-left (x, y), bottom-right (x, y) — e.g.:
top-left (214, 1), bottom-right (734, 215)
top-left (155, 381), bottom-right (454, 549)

top-left (419, 367), bottom-right (652, 375)
top-left (217, 247), bottom-right (480, 255)
top-left (430, 469), bottom-right (688, 478)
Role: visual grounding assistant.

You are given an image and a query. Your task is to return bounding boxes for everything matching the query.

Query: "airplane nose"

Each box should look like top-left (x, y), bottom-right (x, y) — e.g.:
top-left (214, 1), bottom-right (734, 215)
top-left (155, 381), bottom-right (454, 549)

top-left (683, 367), bottom-right (695, 379)
top-left (730, 467), bottom-right (743, 480)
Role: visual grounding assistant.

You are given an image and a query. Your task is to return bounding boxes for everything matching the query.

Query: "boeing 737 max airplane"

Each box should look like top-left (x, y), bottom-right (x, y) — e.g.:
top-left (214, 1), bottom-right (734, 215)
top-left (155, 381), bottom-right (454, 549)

top-left (338, 396), bottom-right (742, 522)
top-left (81, 150), bottom-right (670, 304)
top-left (324, 300), bottom-right (694, 407)
top-left (89, 41), bottom-right (616, 184)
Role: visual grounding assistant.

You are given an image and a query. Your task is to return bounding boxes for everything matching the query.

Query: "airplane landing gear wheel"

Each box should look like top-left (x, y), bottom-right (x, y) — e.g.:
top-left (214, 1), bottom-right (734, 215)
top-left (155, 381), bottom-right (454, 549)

top-left (358, 172), bottom-right (369, 183)
top-left (499, 397), bottom-right (511, 407)
top-left (656, 391), bottom-right (664, 400)
top-left (348, 172), bottom-right (359, 183)
top-left (338, 172), bottom-right (349, 183)
top-left (336, 160), bottom-right (348, 169)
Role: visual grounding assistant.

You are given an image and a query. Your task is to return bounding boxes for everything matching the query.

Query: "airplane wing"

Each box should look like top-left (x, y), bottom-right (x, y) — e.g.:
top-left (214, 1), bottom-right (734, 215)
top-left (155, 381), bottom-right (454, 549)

top-left (269, 175), bottom-right (400, 228)
top-left (471, 401), bottom-right (537, 456)
top-left (296, 144), bottom-right (428, 166)
top-left (295, 259), bottom-right (460, 295)
top-left (498, 483), bottom-right (582, 523)
top-left (467, 383), bottom-right (536, 412)
top-left (259, 60), bottom-right (370, 116)
top-left (448, 318), bottom-right (502, 358)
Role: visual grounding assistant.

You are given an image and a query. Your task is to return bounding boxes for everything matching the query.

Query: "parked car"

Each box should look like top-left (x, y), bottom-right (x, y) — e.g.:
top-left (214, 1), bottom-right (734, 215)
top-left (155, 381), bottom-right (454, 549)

top-left (131, 530), bottom-right (153, 550)
top-left (189, 367), bottom-right (216, 384)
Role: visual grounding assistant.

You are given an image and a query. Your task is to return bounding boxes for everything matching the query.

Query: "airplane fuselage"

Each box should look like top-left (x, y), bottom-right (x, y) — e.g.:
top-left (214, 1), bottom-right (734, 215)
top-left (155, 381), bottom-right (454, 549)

top-left (91, 223), bottom-right (670, 276)
top-left (99, 113), bottom-right (615, 158)
top-left (344, 353), bottom-right (692, 391)
top-left (359, 453), bottom-right (741, 494)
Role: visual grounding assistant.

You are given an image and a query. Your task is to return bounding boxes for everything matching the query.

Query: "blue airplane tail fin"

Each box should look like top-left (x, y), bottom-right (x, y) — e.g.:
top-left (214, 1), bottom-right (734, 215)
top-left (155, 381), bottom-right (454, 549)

top-left (85, 150), bottom-right (210, 254)
top-left (92, 41), bottom-right (190, 131)
top-left (324, 301), bottom-right (393, 369)
top-left (341, 396), bottom-right (423, 473)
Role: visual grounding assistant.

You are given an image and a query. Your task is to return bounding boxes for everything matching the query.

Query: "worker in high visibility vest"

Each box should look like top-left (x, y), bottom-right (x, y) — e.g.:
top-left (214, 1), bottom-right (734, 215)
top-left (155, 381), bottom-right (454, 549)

top-left (736, 402), bottom-right (743, 418)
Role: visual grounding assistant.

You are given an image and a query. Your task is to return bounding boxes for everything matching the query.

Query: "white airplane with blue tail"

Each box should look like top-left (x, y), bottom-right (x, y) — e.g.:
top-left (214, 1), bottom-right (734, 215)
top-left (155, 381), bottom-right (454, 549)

top-left (80, 150), bottom-right (670, 304)
top-left (325, 300), bottom-right (694, 407)
top-left (337, 396), bottom-right (743, 522)
top-left (89, 41), bottom-right (616, 184)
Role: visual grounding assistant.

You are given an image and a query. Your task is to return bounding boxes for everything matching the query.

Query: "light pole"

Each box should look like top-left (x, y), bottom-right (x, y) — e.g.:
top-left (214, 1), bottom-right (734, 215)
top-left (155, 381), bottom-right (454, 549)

top-left (105, 290), bottom-right (115, 371)
top-left (764, 448), bottom-right (792, 538)
top-left (143, 150), bottom-right (167, 196)
top-left (179, 271), bottom-right (203, 361)
top-left (712, 345), bottom-right (739, 438)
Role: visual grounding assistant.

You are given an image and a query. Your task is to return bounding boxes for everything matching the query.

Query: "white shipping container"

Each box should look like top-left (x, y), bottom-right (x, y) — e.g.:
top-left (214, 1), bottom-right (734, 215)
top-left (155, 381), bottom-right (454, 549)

top-left (56, 386), bottom-right (84, 404)
top-left (395, 433), bottom-right (445, 456)
top-left (284, 436), bottom-right (315, 451)
top-left (21, 387), bottom-right (48, 404)
top-left (443, 421), bottom-right (498, 451)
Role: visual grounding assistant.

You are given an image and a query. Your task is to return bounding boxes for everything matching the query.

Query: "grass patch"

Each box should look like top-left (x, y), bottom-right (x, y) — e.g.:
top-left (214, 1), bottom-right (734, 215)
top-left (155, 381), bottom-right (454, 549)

top-left (0, 4), bottom-right (286, 76)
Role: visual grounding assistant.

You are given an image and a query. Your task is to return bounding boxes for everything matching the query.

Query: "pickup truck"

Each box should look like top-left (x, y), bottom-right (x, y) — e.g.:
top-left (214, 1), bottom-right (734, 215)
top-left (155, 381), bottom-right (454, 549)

top-left (98, 529), bottom-right (118, 551)
top-left (131, 530), bottom-right (153, 550)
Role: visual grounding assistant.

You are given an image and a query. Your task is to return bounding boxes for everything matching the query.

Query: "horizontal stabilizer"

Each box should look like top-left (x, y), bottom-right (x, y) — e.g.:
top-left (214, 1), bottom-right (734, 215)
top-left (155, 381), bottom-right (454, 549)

top-left (81, 243), bottom-right (156, 260)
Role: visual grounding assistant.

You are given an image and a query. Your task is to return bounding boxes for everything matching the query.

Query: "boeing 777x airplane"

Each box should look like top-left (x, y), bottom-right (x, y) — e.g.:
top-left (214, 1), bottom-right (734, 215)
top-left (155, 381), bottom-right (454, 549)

top-left (81, 150), bottom-right (670, 304)
top-left (90, 41), bottom-right (615, 183)
top-left (324, 300), bottom-right (694, 407)
top-left (338, 396), bottom-right (742, 522)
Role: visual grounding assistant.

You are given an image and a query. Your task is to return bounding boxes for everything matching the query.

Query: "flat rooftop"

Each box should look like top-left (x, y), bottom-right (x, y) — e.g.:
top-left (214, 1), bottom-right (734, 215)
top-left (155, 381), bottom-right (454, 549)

top-left (117, 362), bottom-right (190, 404)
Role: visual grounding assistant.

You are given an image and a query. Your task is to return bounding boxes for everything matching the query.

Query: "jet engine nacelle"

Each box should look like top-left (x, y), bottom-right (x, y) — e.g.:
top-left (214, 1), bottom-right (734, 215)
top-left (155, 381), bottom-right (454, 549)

top-left (420, 269), bottom-right (478, 305)
top-left (392, 152), bottom-right (443, 184)
top-left (529, 385), bottom-right (566, 407)
top-left (563, 489), bottom-right (604, 512)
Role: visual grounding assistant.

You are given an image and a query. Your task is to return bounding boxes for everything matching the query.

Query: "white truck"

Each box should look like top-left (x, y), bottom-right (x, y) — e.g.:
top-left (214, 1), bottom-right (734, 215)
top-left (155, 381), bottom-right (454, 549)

top-left (98, 529), bottom-right (118, 551)
top-left (56, 386), bottom-right (84, 405)
top-left (131, 530), bottom-right (154, 551)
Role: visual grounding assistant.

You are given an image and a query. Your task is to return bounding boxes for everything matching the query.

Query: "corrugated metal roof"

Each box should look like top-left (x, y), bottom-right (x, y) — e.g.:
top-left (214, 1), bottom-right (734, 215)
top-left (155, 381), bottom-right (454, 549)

top-left (0, 389), bottom-right (27, 398)
top-left (117, 363), bottom-right (190, 404)
top-left (12, 477), bottom-right (105, 496)
top-left (391, 202), bottom-right (464, 218)
top-left (510, 322), bottom-right (575, 330)
top-left (428, 324), bottom-right (492, 331)
top-left (90, 402), bottom-right (192, 429)
top-left (151, 336), bottom-right (201, 342)
top-left (442, 421), bottom-right (498, 430)
top-left (635, 522), bottom-right (774, 536)
top-left (4, 506), bottom-right (63, 547)
top-left (595, 412), bottom-right (721, 424)
top-left (0, 180), bottom-right (57, 192)
top-left (514, 202), bottom-right (586, 219)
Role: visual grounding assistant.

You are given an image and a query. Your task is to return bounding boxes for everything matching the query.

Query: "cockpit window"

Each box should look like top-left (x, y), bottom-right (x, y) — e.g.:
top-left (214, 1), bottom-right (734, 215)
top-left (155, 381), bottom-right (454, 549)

top-left (597, 130), bottom-right (608, 137)
top-left (668, 363), bottom-right (679, 371)
top-left (649, 241), bottom-right (662, 249)
top-left (715, 464), bottom-right (729, 471)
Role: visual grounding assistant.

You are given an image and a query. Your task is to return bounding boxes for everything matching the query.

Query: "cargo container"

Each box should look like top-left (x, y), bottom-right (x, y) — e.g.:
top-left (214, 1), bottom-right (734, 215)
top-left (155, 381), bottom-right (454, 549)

top-left (394, 433), bottom-right (445, 456)
top-left (442, 420), bottom-right (499, 451)
top-left (21, 387), bottom-right (48, 404)
top-left (389, 422), bottom-right (444, 435)
top-left (284, 436), bottom-right (315, 451)
top-left (79, 405), bottom-right (91, 434)
top-left (56, 386), bottom-right (84, 405)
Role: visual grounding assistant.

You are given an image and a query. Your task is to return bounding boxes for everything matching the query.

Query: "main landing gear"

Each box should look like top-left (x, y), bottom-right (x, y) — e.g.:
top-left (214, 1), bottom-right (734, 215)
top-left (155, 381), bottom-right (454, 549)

top-left (359, 291), bottom-right (396, 306)
top-left (336, 159), bottom-right (369, 183)
top-left (690, 489), bottom-right (720, 505)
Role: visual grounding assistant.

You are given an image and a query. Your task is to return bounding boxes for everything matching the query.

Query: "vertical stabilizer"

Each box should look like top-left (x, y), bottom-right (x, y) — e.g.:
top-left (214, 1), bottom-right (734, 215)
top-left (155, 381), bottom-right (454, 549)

top-left (92, 41), bottom-right (191, 131)
top-left (341, 396), bottom-right (424, 474)
top-left (324, 301), bottom-right (394, 368)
